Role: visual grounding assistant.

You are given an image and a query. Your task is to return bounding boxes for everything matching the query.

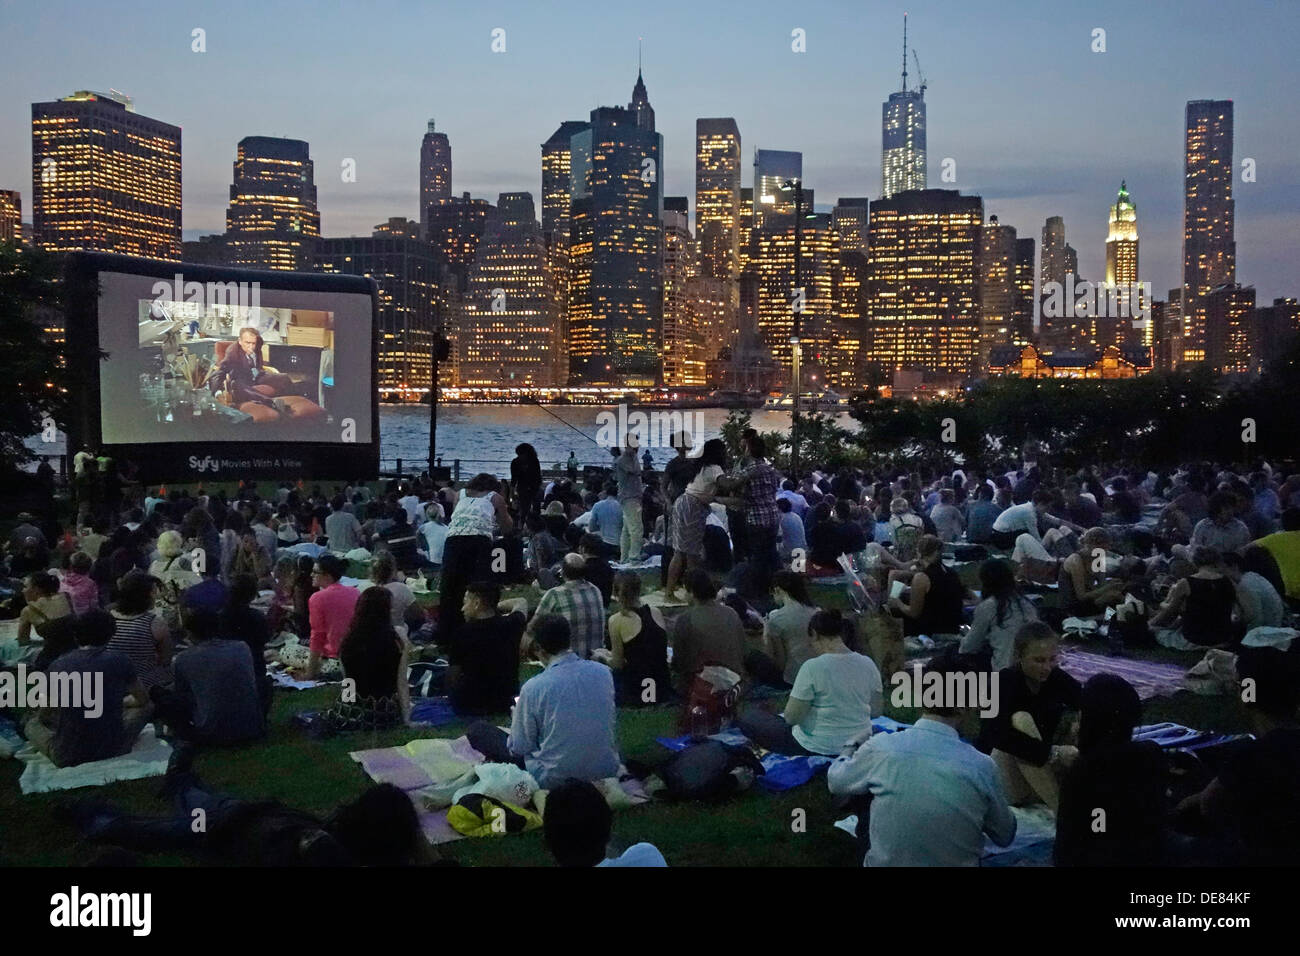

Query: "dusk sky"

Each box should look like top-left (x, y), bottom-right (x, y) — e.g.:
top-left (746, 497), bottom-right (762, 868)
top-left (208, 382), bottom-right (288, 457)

top-left (3, 0), bottom-right (1297, 301)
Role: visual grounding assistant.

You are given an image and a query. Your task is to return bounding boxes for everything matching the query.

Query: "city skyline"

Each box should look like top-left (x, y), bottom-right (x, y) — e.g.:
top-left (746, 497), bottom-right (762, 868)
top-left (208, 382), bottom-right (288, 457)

top-left (1, 0), bottom-right (1297, 302)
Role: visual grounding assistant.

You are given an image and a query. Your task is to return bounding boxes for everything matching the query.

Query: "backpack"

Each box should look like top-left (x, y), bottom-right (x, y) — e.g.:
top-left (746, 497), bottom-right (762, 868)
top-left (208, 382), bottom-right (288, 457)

top-left (890, 516), bottom-right (923, 563)
top-left (658, 740), bottom-right (765, 802)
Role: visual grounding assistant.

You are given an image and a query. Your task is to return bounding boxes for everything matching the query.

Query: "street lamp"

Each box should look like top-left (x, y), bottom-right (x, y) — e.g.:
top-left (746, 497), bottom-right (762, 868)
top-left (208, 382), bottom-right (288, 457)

top-left (779, 178), bottom-right (816, 478)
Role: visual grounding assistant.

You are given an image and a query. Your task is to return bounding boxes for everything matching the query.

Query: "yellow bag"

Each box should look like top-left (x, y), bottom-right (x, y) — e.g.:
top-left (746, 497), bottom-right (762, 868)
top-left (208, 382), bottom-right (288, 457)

top-left (446, 793), bottom-right (542, 837)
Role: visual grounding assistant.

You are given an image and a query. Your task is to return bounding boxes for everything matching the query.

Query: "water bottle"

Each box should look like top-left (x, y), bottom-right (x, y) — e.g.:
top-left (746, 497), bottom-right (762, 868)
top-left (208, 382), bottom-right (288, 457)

top-left (689, 704), bottom-right (708, 741)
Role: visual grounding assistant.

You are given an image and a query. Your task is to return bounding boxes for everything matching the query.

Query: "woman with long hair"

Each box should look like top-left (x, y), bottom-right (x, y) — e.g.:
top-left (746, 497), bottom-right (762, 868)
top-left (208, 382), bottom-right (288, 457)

top-left (960, 559), bottom-right (1039, 670)
top-left (606, 571), bottom-right (671, 705)
top-left (664, 438), bottom-right (727, 599)
top-left (439, 473), bottom-right (513, 641)
top-left (322, 585), bottom-right (411, 731)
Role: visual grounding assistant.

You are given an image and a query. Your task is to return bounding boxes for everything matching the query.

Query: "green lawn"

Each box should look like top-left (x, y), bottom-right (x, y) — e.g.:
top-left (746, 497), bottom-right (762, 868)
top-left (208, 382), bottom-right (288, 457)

top-left (0, 572), bottom-right (1251, 867)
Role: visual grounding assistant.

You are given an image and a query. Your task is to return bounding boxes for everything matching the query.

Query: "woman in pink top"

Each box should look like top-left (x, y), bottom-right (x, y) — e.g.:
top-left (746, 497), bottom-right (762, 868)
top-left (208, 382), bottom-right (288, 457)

top-left (304, 553), bottom-right (360, 680)
top-left (59, 551), bottom-right (100, 615)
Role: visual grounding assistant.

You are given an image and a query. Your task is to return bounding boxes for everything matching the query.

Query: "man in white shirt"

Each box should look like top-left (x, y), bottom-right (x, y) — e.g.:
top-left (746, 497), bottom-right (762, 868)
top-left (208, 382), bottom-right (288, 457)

top-left (990, 489), bottom-right (1081, 552)
top-left (828, 664), bottom-right (1016, 866)
top-left (397, 485), bottom-right (423, 527)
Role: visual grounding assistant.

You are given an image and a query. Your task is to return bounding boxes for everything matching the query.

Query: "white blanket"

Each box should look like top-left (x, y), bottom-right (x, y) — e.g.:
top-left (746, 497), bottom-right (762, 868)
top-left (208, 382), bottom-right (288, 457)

top-left (16, 723), bottom-right (172, 795)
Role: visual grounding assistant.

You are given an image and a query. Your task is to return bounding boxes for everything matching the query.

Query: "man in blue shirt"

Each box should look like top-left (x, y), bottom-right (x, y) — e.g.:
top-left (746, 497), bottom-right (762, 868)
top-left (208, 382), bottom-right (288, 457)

top-left (964, 484), bottom-right (1003, 545)
top-left (588, 483), bottom-right (623, 560)
top-left (828, 661), bottom-right (1016, 866)
top-left (466, 615), bottom-right (620, 788)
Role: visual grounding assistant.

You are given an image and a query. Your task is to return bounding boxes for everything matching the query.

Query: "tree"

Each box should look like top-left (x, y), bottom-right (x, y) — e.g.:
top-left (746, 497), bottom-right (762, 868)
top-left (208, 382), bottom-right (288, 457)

top-left (0, 243), bottom-right (73, 470)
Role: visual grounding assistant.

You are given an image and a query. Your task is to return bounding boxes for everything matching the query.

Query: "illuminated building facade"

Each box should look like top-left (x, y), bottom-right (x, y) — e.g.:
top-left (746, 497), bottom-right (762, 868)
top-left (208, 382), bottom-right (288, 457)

top-left (314, 221), bottom-right (438, 395)
top-left (1103, 180), bottom-right (1146, 348)
top-left (31, 91), bottom-right (181, 260)
top-left (419, 120), bottom-right (452, 239)
top-left (1038, 215), bottom-right (1082, 350)
top-left (867, 189), bottom-right (982, 377)
top-left (1013, 236), bottom-right (1035, 344)
top-left (752, 213), bottom-right (839, 380)
top-left (1252, 298), bottom-right (1300, 372)
top-left (225, 136), bottom-right (320, 272)
top-left (1182, 100), bottom-right (1235, 366)
top-left (540, 120), bottom-right (590, 246)
top-left (881, 90), bottom-right (926, 199)
top-left (566, 88), bottom-right (664, 386)
top-left (979, 215), bottom-right (1017, 369)
top-left (0, 190), bottom-right (21, 244)
top-left (753, 149), bottom-right (802, 230)
top-left (427, 192), bottom-right (493, 290)
top-left (988, 343), bottom-right (1153, 379)
top-left (662, 200), bottom-right (705, 386)
top-left (695, 118), bottom-right (741, 282)
top-left (1204, 283), bottom-right (1255, 376)
top-left (455, 192), bottom-right (564, 388)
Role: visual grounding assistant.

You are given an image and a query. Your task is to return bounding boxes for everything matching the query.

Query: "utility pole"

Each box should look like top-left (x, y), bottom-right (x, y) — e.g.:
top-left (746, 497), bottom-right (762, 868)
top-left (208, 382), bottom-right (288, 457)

top-left (790, 180), bottom-right (804, 479)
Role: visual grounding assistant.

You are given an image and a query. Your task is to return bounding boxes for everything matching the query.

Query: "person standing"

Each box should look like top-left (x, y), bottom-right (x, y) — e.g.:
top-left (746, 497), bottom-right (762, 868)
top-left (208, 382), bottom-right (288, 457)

top-left (660, 432), bottom-right (697, 588)
top-left (614, 441), bottom-right (645, 563)
top-left (510, 443), bottom-right (543, 521)
top-left (719, 434), bottom-right (781, 606)
top-left (438, 474), bottom-right (513, 642)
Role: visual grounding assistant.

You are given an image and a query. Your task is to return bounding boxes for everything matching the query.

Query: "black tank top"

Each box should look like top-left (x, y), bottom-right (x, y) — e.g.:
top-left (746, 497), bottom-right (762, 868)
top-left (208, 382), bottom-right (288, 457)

top-left (917, 560), bottom-right (965, 635)
top-left (1183, 576), bottom-right (1235, 646)
top-left (622, 606), bottom-right (671, 694)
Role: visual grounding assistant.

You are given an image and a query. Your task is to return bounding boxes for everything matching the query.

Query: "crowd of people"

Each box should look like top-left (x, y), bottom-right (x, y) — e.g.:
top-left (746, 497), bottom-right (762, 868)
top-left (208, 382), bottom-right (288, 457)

top-left (3, 433), bottom-right (1299, 867)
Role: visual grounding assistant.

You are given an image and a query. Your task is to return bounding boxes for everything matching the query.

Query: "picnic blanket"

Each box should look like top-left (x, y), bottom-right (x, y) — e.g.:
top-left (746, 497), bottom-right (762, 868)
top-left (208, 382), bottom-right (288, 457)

top-left (1057, 648), bottom-right (1187, 700)
top-left (350, 735), bottom-right (651, 845)
top-left (268, 667), bottom-right (339, 691)
top-left (408, 696), bottom-right (459, 728)
top-left (611, 555), bottom-right (663, 571)
top-left (15, 723), bottom-right (172, 795)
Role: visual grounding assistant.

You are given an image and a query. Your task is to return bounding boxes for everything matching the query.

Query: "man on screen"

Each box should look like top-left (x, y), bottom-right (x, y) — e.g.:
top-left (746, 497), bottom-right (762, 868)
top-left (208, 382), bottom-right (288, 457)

top-left (214, 327), bottom-right (279, 407)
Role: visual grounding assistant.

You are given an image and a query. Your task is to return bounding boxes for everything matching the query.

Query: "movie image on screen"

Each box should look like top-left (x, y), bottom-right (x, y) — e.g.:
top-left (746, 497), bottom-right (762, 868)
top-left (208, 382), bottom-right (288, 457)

top-left (95, 270), bottom-right (374, 446)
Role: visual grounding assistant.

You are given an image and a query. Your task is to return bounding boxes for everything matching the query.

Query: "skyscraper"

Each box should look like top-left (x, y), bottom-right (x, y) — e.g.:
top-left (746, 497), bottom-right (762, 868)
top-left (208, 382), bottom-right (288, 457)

top-left (1251, 298), bottom-right (1300, 372)
top-left (225, 136), bottom-right (320, 271)
top-left (427, 192), bottom-right (493, 290)
top-left (867, 189), bottom-right (982, 377)
top-left (695, 118), bottom-right (742, 282)
top-left (566, 80), bottom-right (664, 386)
top-left (419, 120), bottom-right (452, 239)
top-left (0, 190), bottom-right (21, 244)
top-left (456, 192), bottom-right (565, 388)
top-left (662, 199), bottom-right (705, 386)
top-left (979, 215), bottom-right (1017, 369)
top-left (1013, 237), bottom-right (1036, 344)
top-left (1038, 215), bottom-right (1082, 349)
top-left (1105, 181), bottom-right (1139, 287)
top-left (540, 120), bottom-right (590, 246)
top-left (752, 213), bottom-right (839, 380)
top-left (1204, 283), bottom-right (1255, 375)
top-left (881, 16), bottom-right (927, 199)
top-left (1182, 100), bottom-right (1235, 365)
top-left (315, 219), bottom-right (438, 395)
top-left (31, 91), bottom-right (181, 259)
top-left (753, 149), bottom-right (802, 229)
top-left (831, 199), bottom-right (870, 254)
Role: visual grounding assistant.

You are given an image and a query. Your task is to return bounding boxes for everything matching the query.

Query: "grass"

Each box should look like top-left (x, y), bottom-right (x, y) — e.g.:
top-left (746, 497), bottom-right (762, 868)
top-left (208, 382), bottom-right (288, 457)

top-left (0, 576), bottom-right (1250, 868)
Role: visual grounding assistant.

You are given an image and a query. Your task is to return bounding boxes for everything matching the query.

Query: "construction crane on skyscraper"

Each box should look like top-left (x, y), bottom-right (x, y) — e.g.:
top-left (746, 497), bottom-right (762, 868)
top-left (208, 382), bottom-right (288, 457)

top-left (912, 50), bottom-right (927, 96)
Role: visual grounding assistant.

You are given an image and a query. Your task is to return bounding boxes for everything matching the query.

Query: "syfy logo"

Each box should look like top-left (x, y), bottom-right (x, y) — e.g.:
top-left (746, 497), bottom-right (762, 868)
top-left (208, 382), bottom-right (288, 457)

top-left (188, 455), bottom-right (221, 473)
top-left (150, 274), bottom-right (261, 312)
top-left (594, 405), bottom-right (705, 451)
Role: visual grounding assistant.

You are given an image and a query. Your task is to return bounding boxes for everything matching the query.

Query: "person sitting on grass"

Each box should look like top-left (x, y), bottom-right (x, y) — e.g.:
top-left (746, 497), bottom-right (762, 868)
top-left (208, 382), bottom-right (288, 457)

top-left (1057, 528), bottom-right (1126, 618)
top-left (24, 610), bottom-right (150, 768)
top-left (1054, 674), bottom-right (1172, 866)
top-left (578, 532), bottom-right (615, 607)
top-left (528, 552), bottom-right (606, 661)
top-left (301, 553), bottom-right (357, 680)
top-left (59, 550), bottom-right (100, 616)
top-left (150, 595), bottom-right (265, 747)
top-left (1175, 645), bottom-right (1300, 866)
top-left (669, 568), bottom-right (748, 698)
top-left (543, 779), bottom-right (667, 867)
top-left (370, 552), bottom-right (415, 640)
top-left (466, 614), bottom-right (621, 789)
top-left (603, 571), bottom-right (671, 706)
top-left (960, 559), bottom-right (1039, 671)
top-left (828, 656), bottom-right (1017, 866)
top-left (70, 778), bottom-right (427, 867)
top-left (976, 621), bottom-right (1082, 814)
top-left (886, 534), bottom-right (971, 637)
top-left (744, 570), bottom-right (817, 689)
top-left (445, 581), bottom-right (527, 717)
top-left (1150, 546), bottom-right (1239, 650)
top-left (1221, 551), bottom-right (1286, 632)
top-left (17, 571), bottom-right (72, 645)
top-left (737, 609), bottom-right (882, 756)
top-left (320, 585), bottom-right (412, 731)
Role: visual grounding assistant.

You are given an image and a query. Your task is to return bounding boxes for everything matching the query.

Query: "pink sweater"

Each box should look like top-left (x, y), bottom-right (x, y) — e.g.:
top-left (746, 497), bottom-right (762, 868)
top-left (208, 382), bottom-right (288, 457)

top-left (308, 583), bottom-right (359, 658)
